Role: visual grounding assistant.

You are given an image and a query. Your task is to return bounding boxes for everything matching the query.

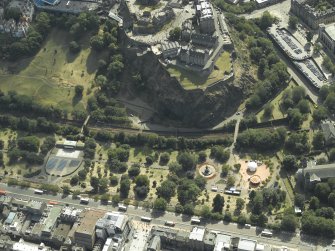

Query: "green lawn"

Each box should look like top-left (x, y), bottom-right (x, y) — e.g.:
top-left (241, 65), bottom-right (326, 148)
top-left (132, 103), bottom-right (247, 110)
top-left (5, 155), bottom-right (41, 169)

top-left (0, 29), bottom-right (108, 112)
top-left (166, 51), bottom-right (232, 90)
top-left (256, 81), bottom-right (296, 122)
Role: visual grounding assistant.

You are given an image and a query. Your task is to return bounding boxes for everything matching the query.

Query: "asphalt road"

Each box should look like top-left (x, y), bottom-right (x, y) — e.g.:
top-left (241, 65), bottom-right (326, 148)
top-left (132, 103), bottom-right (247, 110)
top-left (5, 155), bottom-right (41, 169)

top-left (0, 183), bottom-right (322, 250)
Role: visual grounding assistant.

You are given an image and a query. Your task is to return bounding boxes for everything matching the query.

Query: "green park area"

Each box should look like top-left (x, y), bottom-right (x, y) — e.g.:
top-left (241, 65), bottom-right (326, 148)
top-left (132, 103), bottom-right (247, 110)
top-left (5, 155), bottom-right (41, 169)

top-left (256, 80), bottom-right (315, 128)
top-left (167, 51), bottom-right (232, 90)
top-left (0, 29), bottom-right (107, 112)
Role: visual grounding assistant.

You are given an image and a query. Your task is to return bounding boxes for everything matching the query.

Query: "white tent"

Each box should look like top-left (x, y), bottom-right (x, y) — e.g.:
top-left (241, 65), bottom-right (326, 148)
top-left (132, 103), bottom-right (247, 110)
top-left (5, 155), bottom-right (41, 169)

top-left (247, 161), bottom-right (257, 172)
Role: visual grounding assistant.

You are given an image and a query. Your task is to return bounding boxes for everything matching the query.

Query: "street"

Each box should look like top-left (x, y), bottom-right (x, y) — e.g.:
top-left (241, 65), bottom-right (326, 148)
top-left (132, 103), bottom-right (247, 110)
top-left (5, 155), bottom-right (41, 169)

top-left (0, 183), bottom-right (321, 250)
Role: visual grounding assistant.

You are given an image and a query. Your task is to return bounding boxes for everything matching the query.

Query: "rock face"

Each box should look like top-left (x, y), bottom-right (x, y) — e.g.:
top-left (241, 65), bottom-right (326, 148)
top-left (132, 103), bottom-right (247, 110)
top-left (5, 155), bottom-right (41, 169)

top-left (120, 47), bottom-right (244, 128)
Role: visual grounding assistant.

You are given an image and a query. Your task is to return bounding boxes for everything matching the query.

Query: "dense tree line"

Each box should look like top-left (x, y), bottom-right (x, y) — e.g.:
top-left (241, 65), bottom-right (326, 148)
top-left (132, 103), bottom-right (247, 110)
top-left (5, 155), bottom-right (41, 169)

top-left (0, 114), bottom-right (79, 136)
top-left (88, 93), bottom-right (130, 125)
top-left (0, 91), bottom-right (66, 121)
top-left (236, 127), bottom-right (286, 152)
top-left (95, 131), bottom-right (233, 151)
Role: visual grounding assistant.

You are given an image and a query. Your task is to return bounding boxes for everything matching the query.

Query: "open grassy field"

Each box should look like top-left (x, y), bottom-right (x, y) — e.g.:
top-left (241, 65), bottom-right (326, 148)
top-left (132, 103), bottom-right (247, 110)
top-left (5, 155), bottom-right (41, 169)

top-left (166, 51), bottom-right (232, 90)
top-left (0, 29), bottom-right (108, 112)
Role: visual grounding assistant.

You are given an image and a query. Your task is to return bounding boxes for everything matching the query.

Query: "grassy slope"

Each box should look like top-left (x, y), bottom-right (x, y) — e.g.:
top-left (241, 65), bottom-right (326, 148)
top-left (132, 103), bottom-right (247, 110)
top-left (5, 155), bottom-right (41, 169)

top-left (167, 51), bottom-right (232, 90)
top-left (0, 29), bottom-right (107, 112)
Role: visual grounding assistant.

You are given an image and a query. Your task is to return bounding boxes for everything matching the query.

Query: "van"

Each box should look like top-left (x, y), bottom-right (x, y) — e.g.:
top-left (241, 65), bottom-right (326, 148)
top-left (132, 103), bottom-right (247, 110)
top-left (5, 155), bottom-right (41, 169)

top-left (245, 224), bottom-right (251, 229)
top-left (165, 221), bottom-right (175, 227)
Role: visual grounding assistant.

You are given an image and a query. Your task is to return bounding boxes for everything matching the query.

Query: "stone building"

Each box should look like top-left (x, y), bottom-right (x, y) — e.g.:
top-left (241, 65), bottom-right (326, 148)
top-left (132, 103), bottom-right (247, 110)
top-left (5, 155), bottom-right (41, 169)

top-left (181, 20), bottom-right (192, 42)
top-left (180, 45), bottom-right (210, 67)
top-left (161, 41), bottom-right (180, 59)
top-left (291, 0), bottom-right (335, 29)
top-left (195, 0), bottom-right (215, 34)
top-left (319, 23), bottom-right (335, 57)
top-left (191, 33), bottom-right (218, 48)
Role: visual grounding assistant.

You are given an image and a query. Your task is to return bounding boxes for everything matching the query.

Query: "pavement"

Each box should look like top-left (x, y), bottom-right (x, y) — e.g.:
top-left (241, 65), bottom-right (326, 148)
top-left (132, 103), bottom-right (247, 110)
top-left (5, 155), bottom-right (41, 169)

top-left (0, 183), bottom-right (324, 250)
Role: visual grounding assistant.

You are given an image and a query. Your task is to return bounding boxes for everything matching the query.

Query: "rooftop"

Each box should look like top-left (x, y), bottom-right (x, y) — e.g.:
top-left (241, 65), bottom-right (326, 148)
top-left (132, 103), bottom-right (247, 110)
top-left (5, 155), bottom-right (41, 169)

top-left (237, 238), bottom-right (257, 251)
top-left (189, 227), bottom-right (205, 241)
top-left (76, 209), bottom-right (105, 235)
top-left (303, 161), bottom-right (335, 180)
top-left (42, 206), bottom-right (62, 233)
top-left (325, 24), bottom-right (335, 41)
top-left (12, 239), bottom-right (49, 251)
top-left (321, 120), bottom-right (335, 141)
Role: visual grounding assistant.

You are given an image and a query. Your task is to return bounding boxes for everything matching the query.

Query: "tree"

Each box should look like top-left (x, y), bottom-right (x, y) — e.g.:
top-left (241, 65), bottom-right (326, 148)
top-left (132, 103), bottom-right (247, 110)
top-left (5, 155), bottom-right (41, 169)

top-left (154, 198), bottom-right (168, 211)
top-left (287, 108), bottom-right (303, 129)
top-left (101, 193), bottom-right (110, 202)
top-left (297, 99), bottom-right (310, 114)
top-left (227, 176), bottom-right (235, 188)
top-left (292, 86), bottom-right (306, 104)
top-left (221, 164), bottom-right (230, 177)
top-left (294, 194), bottom-right (305, 209)
top-left (309, 196), bottom-right (320, 210)
top-left (62, 185), bottom-right (71, 195)
top-left (198, 151), bottom-right (207, 163)
top-left (281, 213), bottom-right (298, 232)
top-left (236, 198), bottom-right (245, 212)
top-left (134, 175), bottom-right (150, 198)
top-left (175, 204), bottom-right (184, 214)
top-left (237, 214), bottom-right (247, 225)
top-left (325, 93), bottom-right (335, 113)
top-left (69, 41), bottom-right (81, 53)
top-left (282, 155), bottom-right (298, 171)
top-left (329, 148), bottom-right (335, 161)
top-left (112, 194), bottom-right (120, 205)
top-left (70, 175), bottom-right (79, 186)
top-left (259, 11), bottom-right (275, 30)
top-left (75, 85), bottom-right (84, 97)
top-left (110, 175), bottom-right (118, 186)
top-left (210, 146), bottom-right (230, 163)
top-left (177, 152), bottom-right (197, 171)
top-left (169, 27), bottom-right (181, 41)
top-left (328, 193), bottom-right (335, 209)
top-left (212, 194), bottom-right (225, 213)
top-left (315, 182), bottom-right (331, 202)
top-left (316, 207), bottom-right (334, 219)
top-left (90, 176), bottom-right (99, 192)
top-left (99, 178), bottom-right (109, 193)
top-left (120, 178), bottom-right (131, 198)
top-left (72, 189), bottom-right (80, 199)
top-left (128, 165), bottom-right (141, 177)
top-left (90, 35), bottom-right (105, 50)
top-left (263, 103), bottom-right (273, 118)
top-left (312, 131), bottom-right (325, 150)
top-left (289, 16), bottom-right (298, 30)
top-left (17, 136), bottom-right (40, 153)
top-left (159, 152), bottom-right (170, 165)
top-left (156, 180), bottom-right (176, 201)
top-left (312, 106), bottom-right (328, 123)
top-left (183, 203), bottom-right (194, 215)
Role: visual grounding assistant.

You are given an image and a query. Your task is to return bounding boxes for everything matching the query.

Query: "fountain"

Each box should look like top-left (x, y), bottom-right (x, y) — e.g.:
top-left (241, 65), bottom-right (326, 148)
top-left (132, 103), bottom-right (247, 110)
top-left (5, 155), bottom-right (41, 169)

top-left (199, 163), bottom-right (216, 179)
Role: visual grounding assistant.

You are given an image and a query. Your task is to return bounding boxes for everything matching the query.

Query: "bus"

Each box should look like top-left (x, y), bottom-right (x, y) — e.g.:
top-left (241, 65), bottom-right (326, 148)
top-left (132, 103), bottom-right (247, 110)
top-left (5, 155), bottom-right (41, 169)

top-left (141, 216), bottom-right (152, 222)
top-left (191, 217), bottom-right (201, 224)
top-left (80, 197), bottom-right (89, 204)
top-left (0, 190), bottom-right (6, 196)
top-left (165, 221), bottom-right (175, 227)
top-left (261, 229), bottom-right (273, 237)
top-left (34, 189), bottom-right (44, 195)
top-left (118, 204), bottom-right (127, 212)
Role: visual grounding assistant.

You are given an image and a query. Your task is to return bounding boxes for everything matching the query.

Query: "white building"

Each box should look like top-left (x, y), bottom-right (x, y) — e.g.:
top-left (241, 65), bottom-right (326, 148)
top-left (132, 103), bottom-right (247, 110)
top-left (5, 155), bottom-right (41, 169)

top-left (12, 239), bottom-right (50, 251)
top-left (247, 161), bottom-right (257, 172)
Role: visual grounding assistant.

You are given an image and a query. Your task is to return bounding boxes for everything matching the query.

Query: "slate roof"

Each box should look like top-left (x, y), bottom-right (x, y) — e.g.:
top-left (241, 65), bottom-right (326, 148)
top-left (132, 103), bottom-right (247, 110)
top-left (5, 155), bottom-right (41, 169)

top-left (321, 121), bottom-right (335, 142)
top-left (304, 162), bottom-right (335, 180)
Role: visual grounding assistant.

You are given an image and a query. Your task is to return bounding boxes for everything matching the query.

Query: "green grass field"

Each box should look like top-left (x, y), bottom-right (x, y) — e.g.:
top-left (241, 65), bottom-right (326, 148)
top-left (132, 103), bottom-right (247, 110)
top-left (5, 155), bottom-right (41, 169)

top-left (167, 51), bottom-right (232, 90)
top-left (0, 29), bottom-right (107, 112)
top-left (256, 81), bottom-right (296, 122)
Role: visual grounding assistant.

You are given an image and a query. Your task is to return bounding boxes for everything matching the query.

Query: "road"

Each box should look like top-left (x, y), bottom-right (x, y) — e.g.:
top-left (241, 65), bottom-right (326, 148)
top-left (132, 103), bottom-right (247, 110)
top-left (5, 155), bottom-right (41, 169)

top-left (0, 183), bottom-right (321, 250)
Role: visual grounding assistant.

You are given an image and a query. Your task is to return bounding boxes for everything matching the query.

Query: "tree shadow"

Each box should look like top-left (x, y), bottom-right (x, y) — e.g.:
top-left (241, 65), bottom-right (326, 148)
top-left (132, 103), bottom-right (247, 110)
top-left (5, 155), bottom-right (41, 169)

top-left (72, 95), bottom-right (82, 107)
top-left (66, 50), bottom-right (80, 64)
top-left (86, 49), bottom-right (106, 75)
